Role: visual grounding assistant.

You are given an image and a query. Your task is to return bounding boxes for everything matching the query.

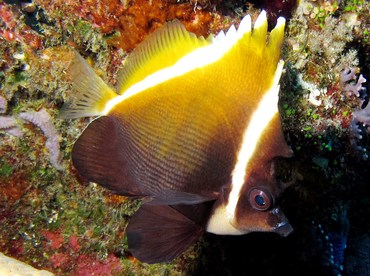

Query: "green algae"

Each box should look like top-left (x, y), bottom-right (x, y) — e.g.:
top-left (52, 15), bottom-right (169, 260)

top-left (0, 162), bottom-right (13, 178)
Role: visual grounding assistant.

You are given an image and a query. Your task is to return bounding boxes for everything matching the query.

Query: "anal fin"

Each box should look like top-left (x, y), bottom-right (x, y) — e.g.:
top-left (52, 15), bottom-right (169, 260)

top-left (127, 203), bottom-right (213, 263)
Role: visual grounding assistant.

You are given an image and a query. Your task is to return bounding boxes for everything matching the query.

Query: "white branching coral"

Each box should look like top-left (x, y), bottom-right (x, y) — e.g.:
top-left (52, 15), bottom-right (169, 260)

top-left (298, 74), bottom-right (326, 106)
top-left (19, 109), bottom-right (64, 171)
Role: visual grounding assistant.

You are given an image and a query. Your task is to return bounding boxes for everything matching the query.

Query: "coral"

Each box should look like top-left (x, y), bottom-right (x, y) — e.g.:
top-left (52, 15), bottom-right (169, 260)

top-left (0, 96), bottom-right (7, 114)
top-left (0, 95), bottom-right (23, 137)
top-left (19, 109), bottom-right (64, 171)
top-left (288, 14), bottom-right (356, 73)
top-left (34, 0), bottom-right (236, 52)
top-left (352, 102), bottom-right (370, 129)
top-left (338, 68), bottom-right (369, 159)
top-left (0, 171), bottom-right (30, 204)
top-left (282, 0), bottom-right (369, 146)
top-left (350, 99), bottom-right (370, 159)
top-left (341, 68), bottom-right (367, 97)
top-left (0, 116), bottom-right (23, 137)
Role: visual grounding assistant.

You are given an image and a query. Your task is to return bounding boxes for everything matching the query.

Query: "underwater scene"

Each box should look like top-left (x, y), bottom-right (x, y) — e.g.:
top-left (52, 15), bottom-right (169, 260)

top-left (1, 0), bottom-right (369, 275)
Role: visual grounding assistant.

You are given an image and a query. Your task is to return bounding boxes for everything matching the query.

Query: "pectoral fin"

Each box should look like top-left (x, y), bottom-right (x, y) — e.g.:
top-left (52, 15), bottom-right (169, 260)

top-left (72, 115), bottom-right (143, 196)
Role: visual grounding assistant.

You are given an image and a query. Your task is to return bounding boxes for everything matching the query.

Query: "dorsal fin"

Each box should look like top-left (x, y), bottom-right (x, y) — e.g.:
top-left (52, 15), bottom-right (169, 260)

top-left (116, 20), bottom-right (211, 94)
top-left (59, 50), bottom-right (117, 119)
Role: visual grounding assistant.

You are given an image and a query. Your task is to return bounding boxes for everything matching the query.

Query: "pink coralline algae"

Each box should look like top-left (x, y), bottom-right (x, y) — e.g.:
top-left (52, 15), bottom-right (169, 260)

top-left (0, 95), bottom-right (23, 137)
top-left (74, 254), bottom-right (122, 276)
top-left (19, 109), bottom-right (64, 171)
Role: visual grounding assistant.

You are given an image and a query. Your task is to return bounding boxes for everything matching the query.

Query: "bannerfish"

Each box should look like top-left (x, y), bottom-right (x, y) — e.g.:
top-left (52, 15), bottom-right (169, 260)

top-left (60, 10), bottom-right (293, 263)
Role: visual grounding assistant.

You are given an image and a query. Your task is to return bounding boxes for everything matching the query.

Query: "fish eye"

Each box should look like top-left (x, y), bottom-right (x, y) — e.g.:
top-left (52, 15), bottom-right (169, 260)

top-left (248, 188), bottom-right (272, 211)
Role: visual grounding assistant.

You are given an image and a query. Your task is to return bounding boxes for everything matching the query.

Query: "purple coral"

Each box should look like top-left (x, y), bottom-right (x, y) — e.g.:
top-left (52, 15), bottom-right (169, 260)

top-left (0, 116), bottom-right (23, 137)
top-left (0, 95), bottom-right (23, 137)
top-left (341, 68), bottom-right (367, 97)
top-left (0, 95), bottom-right (7, 114)
top-left (19, 109), bottom-right (64, 171)
top-left (347, 70), bottom-right (369, 159)
top-left (350, 102), bottom-right (370, 141)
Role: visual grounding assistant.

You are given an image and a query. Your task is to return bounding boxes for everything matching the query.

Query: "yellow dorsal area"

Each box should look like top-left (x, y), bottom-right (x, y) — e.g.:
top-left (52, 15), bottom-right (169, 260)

top-left (104, 11), bottom-right (285, 115)
top-left (59, 11), bottom-right (285, 121)
top-left (116, 20), bottom-right (211, 94)
top-left (59, 21), bottom-right (211, 119)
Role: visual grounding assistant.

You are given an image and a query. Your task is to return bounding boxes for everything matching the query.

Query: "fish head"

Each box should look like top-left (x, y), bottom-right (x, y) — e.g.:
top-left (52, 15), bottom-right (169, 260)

top-left (231, 168), bottom-right (292, 237)
top-left (207, 156), bottom-right (293, 237)
top-left (206, 106), bottom-right (293, 236)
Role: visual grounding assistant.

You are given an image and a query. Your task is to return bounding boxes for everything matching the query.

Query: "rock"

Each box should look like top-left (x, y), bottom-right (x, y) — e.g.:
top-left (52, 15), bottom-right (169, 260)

top-left (0, 252), bottom-right (54, 276)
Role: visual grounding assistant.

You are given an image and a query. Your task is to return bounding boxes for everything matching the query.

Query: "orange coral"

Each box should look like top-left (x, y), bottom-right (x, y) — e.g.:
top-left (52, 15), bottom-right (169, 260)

top-left (35, 0), bottom-right (233, 51)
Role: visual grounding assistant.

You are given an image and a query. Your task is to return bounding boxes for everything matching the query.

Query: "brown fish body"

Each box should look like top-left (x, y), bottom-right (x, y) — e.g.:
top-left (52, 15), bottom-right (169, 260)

top-left (62, 11), bottom-right (293, 263)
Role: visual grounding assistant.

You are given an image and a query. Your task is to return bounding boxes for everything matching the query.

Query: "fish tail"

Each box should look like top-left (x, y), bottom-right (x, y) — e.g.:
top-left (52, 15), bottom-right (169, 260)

top-left (58, 50), bottom-right (117, 119)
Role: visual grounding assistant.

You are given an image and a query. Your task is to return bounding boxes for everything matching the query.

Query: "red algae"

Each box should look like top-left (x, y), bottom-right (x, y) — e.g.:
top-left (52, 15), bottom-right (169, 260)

top-left (42, 230), bottom-right (65, 251)
top-left (69, 235), bottom-right (81, 252)
top-left (35, 0), bottom-right (125, 34)
top-left (0, 172), bottom-right (30, 204)
top-left (0, 3), bottom-right (43, 50)
top-left (74, 254), bottom-right (122, 276)
top-left (41, 230), bottom-right (123, 274)
top-left (49, 252), bottom-right (70, 269)
top-left (49, 251), bottom-right (123, 275)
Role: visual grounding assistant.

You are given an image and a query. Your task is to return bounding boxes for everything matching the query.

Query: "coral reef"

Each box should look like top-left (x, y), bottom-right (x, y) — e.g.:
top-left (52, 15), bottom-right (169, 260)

top-left (0, 0), bottom-right (369, 275)
top-left (0, 2), bottom-right (43, 50)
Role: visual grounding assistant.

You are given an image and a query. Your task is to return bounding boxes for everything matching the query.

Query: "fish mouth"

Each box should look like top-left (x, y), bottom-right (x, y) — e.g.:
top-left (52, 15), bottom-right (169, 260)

top-left (274, 221), bottom-right (293, 237)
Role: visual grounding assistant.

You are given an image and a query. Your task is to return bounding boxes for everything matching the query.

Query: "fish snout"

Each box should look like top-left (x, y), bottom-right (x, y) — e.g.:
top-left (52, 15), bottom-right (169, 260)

top-left (270, 208), bottom-right (293, 237)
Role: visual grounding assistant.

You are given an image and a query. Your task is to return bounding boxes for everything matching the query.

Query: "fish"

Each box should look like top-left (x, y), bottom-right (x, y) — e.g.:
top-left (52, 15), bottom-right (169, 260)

top-left (60, 10), bottom-right (294, 263)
